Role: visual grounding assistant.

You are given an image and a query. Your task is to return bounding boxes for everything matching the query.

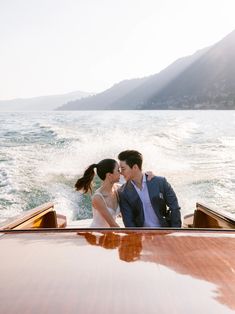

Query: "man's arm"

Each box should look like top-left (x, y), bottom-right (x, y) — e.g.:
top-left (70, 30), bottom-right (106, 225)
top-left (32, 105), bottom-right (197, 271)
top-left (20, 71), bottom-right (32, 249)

top-left (163, 178), bottom-right (182, 227)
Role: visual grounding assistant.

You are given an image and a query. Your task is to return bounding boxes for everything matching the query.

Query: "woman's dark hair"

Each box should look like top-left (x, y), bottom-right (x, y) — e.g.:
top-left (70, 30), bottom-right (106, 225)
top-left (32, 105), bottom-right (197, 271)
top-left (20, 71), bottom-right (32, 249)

top-left (75, 159), bottom-right (117, 193)
top-left (118, 150), bottom-right (143, 170)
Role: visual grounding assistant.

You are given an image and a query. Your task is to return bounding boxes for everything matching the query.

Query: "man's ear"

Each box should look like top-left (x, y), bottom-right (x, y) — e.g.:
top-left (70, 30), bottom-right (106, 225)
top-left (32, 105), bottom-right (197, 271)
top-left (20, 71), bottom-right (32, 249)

top-left (132, 164), bottom-right (139, 171)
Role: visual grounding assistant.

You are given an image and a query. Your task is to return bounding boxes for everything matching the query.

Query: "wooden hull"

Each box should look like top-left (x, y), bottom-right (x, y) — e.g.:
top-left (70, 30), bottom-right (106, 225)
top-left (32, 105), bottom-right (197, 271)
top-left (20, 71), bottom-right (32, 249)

top-left (183, 203), bottom-right (235, 229)
top-left (1, 202), bottom-right (67, 230)
top-left (1, 228), bottom-right (235, 313)
top-left (1, 203), bottom-right (235, 312)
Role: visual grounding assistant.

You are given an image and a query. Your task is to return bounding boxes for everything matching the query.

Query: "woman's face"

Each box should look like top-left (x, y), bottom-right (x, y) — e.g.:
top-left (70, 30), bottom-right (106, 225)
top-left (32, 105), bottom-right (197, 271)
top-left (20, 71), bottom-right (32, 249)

top-left (110, 163), bottom-right (121, 182)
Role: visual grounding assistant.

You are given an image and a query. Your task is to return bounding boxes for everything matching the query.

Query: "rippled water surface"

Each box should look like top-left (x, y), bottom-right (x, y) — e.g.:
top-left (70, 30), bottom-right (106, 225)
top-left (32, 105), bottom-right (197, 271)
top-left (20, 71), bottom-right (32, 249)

top-left (0, 110), bottom-right (235, 224)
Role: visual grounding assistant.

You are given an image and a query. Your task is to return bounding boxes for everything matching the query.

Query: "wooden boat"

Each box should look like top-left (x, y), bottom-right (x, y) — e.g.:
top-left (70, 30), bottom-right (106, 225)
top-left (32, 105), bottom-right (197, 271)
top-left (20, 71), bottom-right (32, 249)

top-left (184, 202), bottom-right (235, 229)
top-left (1, 201), bottom-right (235, 230)
top-left (1, 203), bottom-right (235, 313)
top-left (0, 202), bottom-right (67, 230)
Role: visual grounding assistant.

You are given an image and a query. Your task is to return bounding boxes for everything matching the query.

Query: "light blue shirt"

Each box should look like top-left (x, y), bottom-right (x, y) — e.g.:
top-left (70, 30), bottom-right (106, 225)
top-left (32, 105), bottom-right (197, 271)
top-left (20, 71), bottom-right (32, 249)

top-left (131, 175), bottom-right (161, 227)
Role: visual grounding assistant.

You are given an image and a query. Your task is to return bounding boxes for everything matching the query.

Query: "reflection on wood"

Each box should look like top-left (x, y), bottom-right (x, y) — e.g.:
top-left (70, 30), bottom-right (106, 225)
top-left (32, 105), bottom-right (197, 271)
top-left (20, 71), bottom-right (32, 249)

top-left (78, 229), bottom-right (235, 311)
top-left (78, 231), bottom-right (142, 262)
top-left (1, 229), bottom-right (235, 313)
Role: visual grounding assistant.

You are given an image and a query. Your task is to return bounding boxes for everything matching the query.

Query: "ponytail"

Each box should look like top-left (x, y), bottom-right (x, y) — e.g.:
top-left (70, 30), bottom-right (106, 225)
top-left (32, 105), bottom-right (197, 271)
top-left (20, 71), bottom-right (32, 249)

top-left (75, 158), bottom-right (117, 194)
top-left (75, 164), bottom-right (97, 193)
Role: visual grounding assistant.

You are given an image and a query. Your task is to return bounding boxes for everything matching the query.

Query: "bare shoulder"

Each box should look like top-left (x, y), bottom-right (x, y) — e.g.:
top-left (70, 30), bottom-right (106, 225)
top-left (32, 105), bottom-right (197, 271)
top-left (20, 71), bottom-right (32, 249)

top-left (92, 191), bottom-right (104, 203)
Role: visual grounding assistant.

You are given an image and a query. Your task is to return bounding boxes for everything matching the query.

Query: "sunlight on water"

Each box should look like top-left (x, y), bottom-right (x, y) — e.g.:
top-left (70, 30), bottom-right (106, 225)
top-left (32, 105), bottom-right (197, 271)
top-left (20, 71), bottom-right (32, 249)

top-left (0, 110), bottom-right (235, 223)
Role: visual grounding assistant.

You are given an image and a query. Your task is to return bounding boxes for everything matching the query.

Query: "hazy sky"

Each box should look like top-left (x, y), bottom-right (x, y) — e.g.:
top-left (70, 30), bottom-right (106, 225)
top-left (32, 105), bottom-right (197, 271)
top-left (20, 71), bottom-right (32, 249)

top-left (0, 0), bottom-right (235, 100)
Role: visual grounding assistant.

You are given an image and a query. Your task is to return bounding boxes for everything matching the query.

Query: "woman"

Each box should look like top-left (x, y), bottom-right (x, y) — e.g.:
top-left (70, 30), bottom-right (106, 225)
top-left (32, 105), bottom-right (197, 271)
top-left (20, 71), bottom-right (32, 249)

top-left (75, 159), bottom-right (121, 227)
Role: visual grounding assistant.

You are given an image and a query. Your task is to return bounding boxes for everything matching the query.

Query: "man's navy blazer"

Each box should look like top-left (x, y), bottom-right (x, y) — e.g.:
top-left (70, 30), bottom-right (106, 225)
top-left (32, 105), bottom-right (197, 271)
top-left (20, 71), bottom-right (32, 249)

top-left (118, 175), bottom-right (181, 227)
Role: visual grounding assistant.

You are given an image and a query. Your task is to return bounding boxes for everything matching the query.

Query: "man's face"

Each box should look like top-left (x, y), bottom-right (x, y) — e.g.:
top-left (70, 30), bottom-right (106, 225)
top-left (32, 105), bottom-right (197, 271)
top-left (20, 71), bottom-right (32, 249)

top-left (119, 160), bottom-right (134, 181)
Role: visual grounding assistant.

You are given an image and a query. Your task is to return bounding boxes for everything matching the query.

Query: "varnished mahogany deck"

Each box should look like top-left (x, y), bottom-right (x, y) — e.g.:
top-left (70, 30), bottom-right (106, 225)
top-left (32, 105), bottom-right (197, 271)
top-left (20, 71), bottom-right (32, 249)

top-left (1, 229), bottom-right (235, 313)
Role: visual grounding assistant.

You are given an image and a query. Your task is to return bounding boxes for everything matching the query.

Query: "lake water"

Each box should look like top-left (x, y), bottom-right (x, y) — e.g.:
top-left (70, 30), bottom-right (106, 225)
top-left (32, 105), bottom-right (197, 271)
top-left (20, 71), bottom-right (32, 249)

top-left (0, 110), bottom-right (235, 224)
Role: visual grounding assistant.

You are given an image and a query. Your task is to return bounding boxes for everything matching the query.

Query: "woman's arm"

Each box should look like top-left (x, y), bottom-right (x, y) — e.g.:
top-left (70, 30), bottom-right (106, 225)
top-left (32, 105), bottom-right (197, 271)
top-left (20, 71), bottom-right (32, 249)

top-left (92, 195), bottom-right (120, 227)
top-left (145, 171), bottom-right (155, 180)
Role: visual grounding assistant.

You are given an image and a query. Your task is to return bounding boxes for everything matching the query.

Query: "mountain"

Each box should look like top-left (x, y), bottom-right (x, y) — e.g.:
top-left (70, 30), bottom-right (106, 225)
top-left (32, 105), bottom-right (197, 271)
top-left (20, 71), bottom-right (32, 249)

top-left (0, 90), bottom-right (92, 111)
top-left (59, 29), bottom-right (235, 110)
top-left (57, 78), bottom-right (148, 110)
top-left (109, 47), bottom-right (209, 109)
top-left (59, 48), bottom-right (207, 110)
top-left (145, 29), bottom-right (235, 109)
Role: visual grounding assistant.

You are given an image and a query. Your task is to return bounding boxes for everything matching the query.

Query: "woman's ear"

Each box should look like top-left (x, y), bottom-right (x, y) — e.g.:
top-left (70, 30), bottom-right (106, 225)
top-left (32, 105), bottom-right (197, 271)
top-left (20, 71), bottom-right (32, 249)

top-left (106, 172), bottom-right (112, 179)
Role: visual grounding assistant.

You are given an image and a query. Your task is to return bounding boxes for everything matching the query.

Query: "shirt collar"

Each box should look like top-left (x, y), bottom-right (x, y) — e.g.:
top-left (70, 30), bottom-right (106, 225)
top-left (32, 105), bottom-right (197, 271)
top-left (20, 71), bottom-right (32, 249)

top-left (131, 173), bottom-right (146, 189)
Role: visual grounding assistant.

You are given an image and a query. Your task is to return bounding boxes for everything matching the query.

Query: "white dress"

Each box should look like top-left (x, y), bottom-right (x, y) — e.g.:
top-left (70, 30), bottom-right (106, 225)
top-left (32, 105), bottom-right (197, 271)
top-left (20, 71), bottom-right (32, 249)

top-left (90, 191), bottom-right (120, 228)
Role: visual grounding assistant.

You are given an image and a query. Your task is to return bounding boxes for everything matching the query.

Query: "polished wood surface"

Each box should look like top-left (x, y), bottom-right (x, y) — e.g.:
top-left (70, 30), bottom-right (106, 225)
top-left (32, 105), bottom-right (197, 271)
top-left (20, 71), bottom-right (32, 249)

top-left (1, 229), bottom-right (235, 313)
top-left (183, 202), bottom-right (235, 229)
top-left (1, 203), bottom-right (66, 229)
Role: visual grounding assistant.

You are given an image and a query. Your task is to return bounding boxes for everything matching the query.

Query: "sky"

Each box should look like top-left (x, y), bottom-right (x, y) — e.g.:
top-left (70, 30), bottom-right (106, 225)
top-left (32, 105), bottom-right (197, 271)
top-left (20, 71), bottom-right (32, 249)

top-left (0, 0), bottom-right (235, 100)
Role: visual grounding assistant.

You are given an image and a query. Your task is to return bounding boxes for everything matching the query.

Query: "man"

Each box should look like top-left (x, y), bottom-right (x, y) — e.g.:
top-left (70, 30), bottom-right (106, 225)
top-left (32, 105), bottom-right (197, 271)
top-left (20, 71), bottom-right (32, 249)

top-left (118, 150), bottom-right (181, 227)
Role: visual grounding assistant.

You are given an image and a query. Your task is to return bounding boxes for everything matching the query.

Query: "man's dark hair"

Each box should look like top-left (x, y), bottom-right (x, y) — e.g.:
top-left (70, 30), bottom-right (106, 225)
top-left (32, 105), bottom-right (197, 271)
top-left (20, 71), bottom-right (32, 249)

top-left (118, 150), bottom-right (143, 170)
